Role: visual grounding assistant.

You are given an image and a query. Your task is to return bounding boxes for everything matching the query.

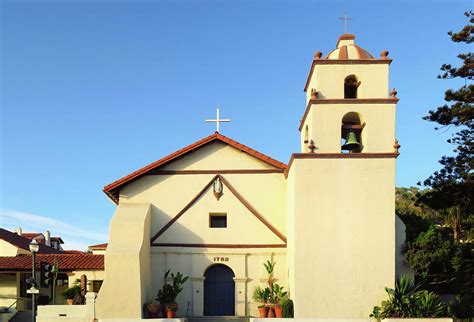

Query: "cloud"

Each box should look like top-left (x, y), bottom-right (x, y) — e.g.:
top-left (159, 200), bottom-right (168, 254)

top-left (0, 208), bottom-right (108, 250)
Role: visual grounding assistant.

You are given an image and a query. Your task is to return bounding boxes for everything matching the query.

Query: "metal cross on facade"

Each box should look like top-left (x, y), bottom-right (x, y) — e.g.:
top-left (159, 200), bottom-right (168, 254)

top-left (338, 12), bottom-right (353, 34)
top-left (205, 108), bottom-right (231, 133)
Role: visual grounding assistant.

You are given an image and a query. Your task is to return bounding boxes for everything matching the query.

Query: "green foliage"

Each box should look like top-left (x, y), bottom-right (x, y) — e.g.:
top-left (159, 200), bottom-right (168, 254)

top-left (281, 298), bottom-right (294, 318)
top-left (60, 284), bottom-right (81, 300)
top-left (417, 11), bottom-right (473, 242)
top-left (272, 283), bottom-right (287, 303)
top-left (370, 275), bottom-right (448, 320)
top-left (263, 260), bottom-right (275, 275)
top-left (252, 285), bottom-right (270, 305)
top-left (405, 227), bottom-right (457, 292)
top-left (415, 290), bottom-right (449, 317)
top-left (156, 269), bottom-right (189, 304)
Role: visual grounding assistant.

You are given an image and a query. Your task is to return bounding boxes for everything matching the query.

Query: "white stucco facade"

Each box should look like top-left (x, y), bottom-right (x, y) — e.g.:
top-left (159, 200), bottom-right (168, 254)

top-left (96, 34), bottom-right (403, 319)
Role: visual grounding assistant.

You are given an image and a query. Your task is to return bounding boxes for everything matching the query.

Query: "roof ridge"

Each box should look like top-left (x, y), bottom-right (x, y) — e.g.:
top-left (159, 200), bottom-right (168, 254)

top-left (103, 133), bottom-right (287, 203)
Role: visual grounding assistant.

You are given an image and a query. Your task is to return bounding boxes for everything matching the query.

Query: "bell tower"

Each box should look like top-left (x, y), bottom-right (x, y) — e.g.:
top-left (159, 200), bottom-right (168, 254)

top-left (287, 34), bottom-right (399, 317)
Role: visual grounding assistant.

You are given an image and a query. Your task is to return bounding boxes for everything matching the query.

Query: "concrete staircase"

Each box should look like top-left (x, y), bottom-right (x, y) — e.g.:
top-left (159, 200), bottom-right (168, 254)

top-left (9, 311), bottom-right (32, 322)
top-left (188, 317), bottom-right (249, 322)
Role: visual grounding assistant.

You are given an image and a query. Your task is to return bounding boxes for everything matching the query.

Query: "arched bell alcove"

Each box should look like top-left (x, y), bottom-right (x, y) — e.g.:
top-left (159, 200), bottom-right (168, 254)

top-left (341, 112), bottom-right (365, 153)
top-left (344, 75), bottom-right (360, 99)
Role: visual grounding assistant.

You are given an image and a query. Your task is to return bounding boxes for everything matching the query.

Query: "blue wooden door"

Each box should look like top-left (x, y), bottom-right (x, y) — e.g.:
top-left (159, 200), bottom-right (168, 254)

top-left (204, 264), bottom-right (235, 316)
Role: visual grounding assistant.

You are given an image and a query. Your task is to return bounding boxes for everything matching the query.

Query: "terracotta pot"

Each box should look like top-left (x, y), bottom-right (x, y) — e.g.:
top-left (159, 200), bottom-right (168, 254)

top-left (274, 305), bottom-right (283, 318)
top-left (146, 303), bottom-right (160, 318)
top-left (166, 309), bottom-right (174, 319)
top-left (267, 306), bottom-right (275, 318)
top-left (258, 306), bottom-right (269, 318)
top-left (66, 299), bottom-right (74, 305)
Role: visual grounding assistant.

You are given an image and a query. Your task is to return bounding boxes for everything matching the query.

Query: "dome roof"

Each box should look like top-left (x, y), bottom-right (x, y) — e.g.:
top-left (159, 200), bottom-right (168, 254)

top-left (324, 34), bottom-right (374, 60)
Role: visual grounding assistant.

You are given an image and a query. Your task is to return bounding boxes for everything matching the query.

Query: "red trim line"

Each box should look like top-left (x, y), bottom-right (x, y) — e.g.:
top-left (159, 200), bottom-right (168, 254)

top-left (285, 152), bottom-right (400, 178)
top-left (150, 175), bottom-right (218, 242)
top-left (151, 243), bottom-right (287, 248)
top-left (149, 174), bottom-right (287, 244)
top-left (150, 169), bottom-right (284, 175)
top-left (103, 133), bottom-right (287, 203)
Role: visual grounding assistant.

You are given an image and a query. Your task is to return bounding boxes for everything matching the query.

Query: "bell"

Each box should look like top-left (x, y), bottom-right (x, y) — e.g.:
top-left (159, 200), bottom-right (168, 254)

top-left (341, 131), bottom-right (361, 151)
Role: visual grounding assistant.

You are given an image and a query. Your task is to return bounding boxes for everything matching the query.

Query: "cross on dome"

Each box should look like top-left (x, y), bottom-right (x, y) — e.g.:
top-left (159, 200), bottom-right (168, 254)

top-left (338, 12), bottom-right (353, 34)
top-left (205, 108), bottom-right (231, 133)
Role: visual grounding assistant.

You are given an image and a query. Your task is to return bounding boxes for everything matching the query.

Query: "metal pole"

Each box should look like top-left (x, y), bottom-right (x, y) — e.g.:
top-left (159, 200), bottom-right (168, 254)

top-left (31, 252), bottom-right (36, 322)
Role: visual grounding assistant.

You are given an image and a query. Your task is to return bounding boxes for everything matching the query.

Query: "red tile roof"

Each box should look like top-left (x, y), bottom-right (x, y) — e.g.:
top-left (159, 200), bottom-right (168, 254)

top-left (62, 250), bottom-right (85, 254)
top-left (0, 229), bottom-right (62, 254)
top-left (21, 232), bottom-right (43, 239)
top-left (88, 243), bottom-right (108, 250)
top-left (103, 133), bottom-right (287, 203)
top-left (0, 254), bottom-right (104, 271)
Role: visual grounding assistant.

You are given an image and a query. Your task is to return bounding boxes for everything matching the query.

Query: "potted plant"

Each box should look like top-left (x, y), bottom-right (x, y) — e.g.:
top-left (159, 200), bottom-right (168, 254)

top-left (145, 300), bottom-right (160, 318)
top-left (156, 269), bottom-right (189, 317)
top-left (60, 284), bottom-right (81, 305)
top-left (263, 260), bottom-right (276, 318)
top-left (165, 304), bottom-right (178, 319)
top-left (272, 283), bottom-right (288, 318)
top-left (252, 286), bottom-right (270, 317)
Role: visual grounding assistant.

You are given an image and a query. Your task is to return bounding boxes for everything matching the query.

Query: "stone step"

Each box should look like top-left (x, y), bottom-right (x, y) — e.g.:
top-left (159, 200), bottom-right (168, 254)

top-left (10, 311), bottom-right (33, 322)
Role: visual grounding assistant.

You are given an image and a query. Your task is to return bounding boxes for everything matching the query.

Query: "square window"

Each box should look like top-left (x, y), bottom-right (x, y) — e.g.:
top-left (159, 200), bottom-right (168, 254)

top-left (209, 213), bottom-right (227, 228)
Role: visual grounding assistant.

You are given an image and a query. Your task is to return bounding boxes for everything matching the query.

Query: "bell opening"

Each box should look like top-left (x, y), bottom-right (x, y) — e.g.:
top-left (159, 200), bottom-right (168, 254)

top-left (341, 112), bottom-right (364, 153)
top-left (344, 75), bottom-right (359, 99)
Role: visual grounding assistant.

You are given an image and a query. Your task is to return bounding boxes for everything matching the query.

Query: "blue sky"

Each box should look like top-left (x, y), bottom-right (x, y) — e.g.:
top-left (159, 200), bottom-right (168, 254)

top-left (1, 0), bottom-right (471, 250)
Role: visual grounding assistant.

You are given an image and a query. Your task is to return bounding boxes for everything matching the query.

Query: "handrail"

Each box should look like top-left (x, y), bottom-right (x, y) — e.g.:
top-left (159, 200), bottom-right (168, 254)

top-left (6, 299), bottom-right (18, 311)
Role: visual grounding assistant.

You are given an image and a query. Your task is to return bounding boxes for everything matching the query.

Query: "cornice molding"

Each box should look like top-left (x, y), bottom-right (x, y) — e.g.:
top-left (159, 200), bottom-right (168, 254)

top-left (285, 152), bottom-right (399, 178)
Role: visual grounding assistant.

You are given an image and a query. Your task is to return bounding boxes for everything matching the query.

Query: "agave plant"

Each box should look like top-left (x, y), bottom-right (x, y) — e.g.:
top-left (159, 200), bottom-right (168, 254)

top-left (414, 290), bottom-right (448, 317)
top-left (371, 275), bottom-right (449, 320)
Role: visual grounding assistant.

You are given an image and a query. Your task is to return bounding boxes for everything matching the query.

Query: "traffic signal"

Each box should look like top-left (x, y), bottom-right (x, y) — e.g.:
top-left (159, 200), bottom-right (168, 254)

top-left (25, 276), bottom-right (37, 288)
top-left (40, 261), bottom-right (54, 287)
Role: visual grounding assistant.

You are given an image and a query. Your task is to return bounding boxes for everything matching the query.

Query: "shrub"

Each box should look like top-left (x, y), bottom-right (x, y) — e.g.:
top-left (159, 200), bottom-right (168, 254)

top-left (60, 285), bottom-right (81, 300)
top-left (281, 298), bottom-right (294, 318)
top-left (370, 275), bottom-right (449, 320)
top-left (156, 269), bottom-right (189, 304)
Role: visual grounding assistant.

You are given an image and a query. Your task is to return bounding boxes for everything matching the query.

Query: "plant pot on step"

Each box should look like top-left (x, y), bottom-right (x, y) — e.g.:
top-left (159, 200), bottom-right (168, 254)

top-left (258, 305), bottom-right (269, 318)
top-left (274, 304), bottom-right (283, 318)
top-left (66, 299), bottom-right (74, 305)
top-left (146, 302), bottom-right (160, 318)
top-left (267, 305), bottom-right (275, 318)
top-left (165, 304), bottom-right (178, 319)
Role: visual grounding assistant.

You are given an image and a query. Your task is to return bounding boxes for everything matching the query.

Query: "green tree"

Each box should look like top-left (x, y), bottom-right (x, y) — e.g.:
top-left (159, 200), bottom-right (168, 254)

top-left (417, 11), bottom-right (473, 242)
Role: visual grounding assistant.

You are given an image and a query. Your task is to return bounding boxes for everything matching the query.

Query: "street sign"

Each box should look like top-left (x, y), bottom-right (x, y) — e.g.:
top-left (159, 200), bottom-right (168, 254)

top-left (26, 287), bottom-right (39, 294)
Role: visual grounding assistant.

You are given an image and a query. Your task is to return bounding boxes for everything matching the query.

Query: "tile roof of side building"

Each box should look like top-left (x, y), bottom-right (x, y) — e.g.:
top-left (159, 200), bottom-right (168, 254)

top-left (88, 243), bottom-right (108, 250)
top-left (0, 228), bottom-right (62, 254)
top-left (103, 132), bottom-right (287, 203)
top-left (0, 254), bottom-right (104, 271)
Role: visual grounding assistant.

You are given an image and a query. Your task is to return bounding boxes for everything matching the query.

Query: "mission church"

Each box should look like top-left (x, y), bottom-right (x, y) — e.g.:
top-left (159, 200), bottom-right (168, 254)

top-left (95, 33), bottom-right (408, 319)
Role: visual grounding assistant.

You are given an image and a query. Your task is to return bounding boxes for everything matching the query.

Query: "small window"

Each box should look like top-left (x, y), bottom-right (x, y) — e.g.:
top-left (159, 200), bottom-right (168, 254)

top-left (92, 280), bottom-right (103, 293)
top-left (209, 213), bottom-right (227, 228)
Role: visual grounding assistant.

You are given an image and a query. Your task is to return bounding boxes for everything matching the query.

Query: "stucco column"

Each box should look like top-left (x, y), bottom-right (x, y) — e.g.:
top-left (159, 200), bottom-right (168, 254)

top-left (233, 277), bottom-right (248, 317)
top-left (191, 277), bottom-right (205, 317)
